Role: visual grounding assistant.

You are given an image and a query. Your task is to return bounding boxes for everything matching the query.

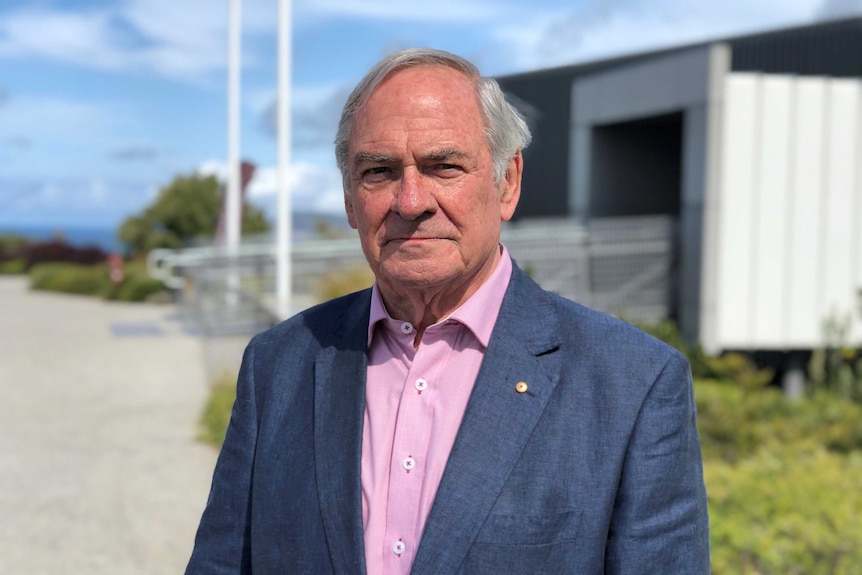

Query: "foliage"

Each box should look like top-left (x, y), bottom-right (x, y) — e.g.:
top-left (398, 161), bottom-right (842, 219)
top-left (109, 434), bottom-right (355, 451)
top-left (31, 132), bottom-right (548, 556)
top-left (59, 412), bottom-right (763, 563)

top-left (0, 233), bottom-right (30, 265)
top-left (30, 262), bottom-right (110, 296)
top-left (707, 445), bottom-right (862, 574)
top-left (103, 262), bottom-right (168, 302)
top-left (0, 233), bottom-right (29, 250)
top-left (0, 258), bottom-right (26, 275)
top-left (317, 265), bottom-right (375, 301)
top-left (118, 172), bottom-right (270, 256)
top-left (807, 312), bottom-right (862, 403)
top-left (28, 261), bottom-right (168, 302)
top-left (198, 371), bottom-right (237, 447)
top-left (695, 380), bottom-right (862, 463)
top-left (1, 232), bottom-right (109, 273)
top-left (695, 379), bottom-right (862, 573)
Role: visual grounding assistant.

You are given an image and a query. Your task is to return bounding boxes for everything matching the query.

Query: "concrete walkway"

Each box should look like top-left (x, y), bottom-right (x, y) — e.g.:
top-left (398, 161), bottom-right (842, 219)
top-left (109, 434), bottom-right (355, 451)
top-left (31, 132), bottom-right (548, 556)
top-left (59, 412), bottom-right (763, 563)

top-left (0, 277), bottom-right (220, 575)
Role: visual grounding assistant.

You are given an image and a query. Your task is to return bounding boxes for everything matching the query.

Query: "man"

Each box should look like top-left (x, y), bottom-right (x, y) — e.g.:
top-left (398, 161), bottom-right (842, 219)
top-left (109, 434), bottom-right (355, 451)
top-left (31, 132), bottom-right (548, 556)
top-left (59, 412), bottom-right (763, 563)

top-left (186, 48), bottom-right (709, 574)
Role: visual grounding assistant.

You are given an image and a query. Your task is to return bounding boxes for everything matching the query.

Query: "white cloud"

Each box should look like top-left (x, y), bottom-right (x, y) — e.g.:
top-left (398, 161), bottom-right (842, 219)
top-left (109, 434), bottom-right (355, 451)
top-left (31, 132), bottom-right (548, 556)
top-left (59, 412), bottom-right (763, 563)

top-left (296, 0), bottom-right (512, 22)
top-left (0, 0), bottom-right (276, 83)
top-left (0, 9), bottom-right (127, 70)
top-left (198, 159), bottom-right (345, 215)
top-left (491, 0), bottom-right (822, 72)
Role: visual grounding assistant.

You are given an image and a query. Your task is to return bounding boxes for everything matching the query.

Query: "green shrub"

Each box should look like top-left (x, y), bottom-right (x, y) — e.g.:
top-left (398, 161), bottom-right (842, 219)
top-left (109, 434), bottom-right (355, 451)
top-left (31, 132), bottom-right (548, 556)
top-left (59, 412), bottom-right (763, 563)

top-left (198, 372), bottom-right (237, 447)
top-left (695, 380), bottom-right (862, 463)
top-left (29, 262), bottom-right (109, 296)
top-left (104, 264), bottom-right (167, 302)
top-left (0, 258), bottom-right (26, 275)
top-left (29, 260), bottom-right (169, 302)
top-left (707, 445), bottom-right (862, 574)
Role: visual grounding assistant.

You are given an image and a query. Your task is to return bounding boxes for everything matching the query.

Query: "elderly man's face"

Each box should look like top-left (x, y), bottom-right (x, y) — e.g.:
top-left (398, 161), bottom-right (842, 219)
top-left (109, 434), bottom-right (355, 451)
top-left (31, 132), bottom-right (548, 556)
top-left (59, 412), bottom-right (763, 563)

top-left (345, 66), bottom-right (521, 298)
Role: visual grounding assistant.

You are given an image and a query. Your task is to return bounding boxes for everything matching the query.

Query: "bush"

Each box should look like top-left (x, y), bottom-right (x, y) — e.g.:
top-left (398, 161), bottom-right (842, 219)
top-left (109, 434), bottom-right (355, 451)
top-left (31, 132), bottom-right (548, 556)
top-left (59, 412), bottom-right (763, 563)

top-left (29, 260), bottom-right (169, 302)
top-left (695, 380), bottom-right (862, 463)
top-left (707, 445), bottom-right (862, 574)
top-left (29, 262), bottom-right (110, 296)
top-left (103, 262), bottom-right (168, 302)
top-left (24, 240), bottom-right (106, 270)
top-left (198, 372), bottom-right (237, 447)
top-left (0, 258), bottom-right (26, 275)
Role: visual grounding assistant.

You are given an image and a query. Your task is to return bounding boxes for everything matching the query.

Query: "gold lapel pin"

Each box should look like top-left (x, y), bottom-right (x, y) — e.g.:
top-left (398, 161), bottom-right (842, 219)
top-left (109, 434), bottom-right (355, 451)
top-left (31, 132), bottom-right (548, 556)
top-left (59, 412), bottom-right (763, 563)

top-left (515, 381), bottom-right (528, 394)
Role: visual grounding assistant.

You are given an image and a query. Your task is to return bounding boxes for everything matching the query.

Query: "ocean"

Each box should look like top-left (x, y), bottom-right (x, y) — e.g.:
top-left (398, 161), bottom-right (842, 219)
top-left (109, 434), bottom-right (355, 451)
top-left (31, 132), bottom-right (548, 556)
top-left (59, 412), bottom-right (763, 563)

top-left (0, 224), bottom-right (121, 253)
top-left (0, 213), bottom-right (352, 255)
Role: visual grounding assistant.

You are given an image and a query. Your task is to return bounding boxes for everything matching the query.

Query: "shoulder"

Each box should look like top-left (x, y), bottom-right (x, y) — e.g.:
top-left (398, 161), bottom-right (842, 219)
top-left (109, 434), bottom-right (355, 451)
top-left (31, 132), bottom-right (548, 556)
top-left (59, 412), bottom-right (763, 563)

top-left (509, 265), bottom-right (684, 371)
top-left (247, 288), bottom-right (372, 357)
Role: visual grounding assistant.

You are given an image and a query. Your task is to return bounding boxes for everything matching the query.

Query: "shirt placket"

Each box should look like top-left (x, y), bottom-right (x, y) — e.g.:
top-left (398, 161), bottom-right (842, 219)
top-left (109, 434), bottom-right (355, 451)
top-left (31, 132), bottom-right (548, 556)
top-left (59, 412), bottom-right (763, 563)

top-left (381, 329), bottom-right (448, 574)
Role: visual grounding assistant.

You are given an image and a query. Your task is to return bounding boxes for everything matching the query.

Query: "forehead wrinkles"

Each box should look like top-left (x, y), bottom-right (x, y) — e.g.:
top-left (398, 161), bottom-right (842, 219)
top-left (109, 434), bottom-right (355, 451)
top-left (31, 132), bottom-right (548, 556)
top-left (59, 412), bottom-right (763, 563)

top-left (350, 70), bottom-right (486, 161)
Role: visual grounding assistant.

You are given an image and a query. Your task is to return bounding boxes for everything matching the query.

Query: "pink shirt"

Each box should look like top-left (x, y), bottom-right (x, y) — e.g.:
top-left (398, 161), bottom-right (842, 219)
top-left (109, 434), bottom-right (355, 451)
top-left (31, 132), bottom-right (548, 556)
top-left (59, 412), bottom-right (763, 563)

top-left (361, 247), bottom-right (513, 575)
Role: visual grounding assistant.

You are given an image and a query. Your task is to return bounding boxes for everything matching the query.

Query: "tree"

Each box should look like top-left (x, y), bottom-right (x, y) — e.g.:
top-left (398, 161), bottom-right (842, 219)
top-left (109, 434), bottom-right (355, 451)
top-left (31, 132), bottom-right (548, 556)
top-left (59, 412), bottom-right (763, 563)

top-left (118, 172), bottom-right (269, 256)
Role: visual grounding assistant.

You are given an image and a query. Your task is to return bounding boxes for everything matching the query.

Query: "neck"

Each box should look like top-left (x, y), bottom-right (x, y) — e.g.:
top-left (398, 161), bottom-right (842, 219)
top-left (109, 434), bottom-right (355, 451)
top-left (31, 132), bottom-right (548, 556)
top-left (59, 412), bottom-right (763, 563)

top-left (377, 250), bottom-right (501, 348)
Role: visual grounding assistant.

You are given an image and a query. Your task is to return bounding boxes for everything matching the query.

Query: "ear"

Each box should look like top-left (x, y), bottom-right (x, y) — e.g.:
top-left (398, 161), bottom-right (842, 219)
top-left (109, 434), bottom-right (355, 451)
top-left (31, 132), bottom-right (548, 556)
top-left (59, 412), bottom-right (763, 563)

top-left (498, 150), bottom-right (523, 222)
top-left (344, 193), bottom-right (359, 229)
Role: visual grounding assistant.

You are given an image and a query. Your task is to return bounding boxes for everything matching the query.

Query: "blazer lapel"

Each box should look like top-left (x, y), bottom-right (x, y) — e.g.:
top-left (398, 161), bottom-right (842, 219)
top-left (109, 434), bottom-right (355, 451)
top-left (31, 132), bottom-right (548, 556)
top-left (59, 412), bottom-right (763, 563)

top-left (313, 291), bottom-right (371, 575)
top-left (411, 268), bottom-right (563, 575)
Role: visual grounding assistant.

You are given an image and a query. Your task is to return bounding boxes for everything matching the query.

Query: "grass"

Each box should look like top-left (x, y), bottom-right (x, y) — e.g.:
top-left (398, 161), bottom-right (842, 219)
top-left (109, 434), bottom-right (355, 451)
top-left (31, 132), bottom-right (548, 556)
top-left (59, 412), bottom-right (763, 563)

top-left (198, 371), bottom-right (237, 447)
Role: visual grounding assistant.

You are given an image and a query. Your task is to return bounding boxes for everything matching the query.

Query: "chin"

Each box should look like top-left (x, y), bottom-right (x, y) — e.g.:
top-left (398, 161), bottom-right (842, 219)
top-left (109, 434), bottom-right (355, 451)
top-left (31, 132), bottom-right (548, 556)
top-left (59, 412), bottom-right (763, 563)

top-left (379, 263), bottom-right (458, 289)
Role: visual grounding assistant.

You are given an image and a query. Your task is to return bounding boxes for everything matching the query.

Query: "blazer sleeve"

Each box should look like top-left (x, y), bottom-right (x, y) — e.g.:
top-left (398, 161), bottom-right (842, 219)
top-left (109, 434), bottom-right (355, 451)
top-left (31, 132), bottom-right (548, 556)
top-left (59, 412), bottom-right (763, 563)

top-left (605, 350), bottom-right (710, 573)
top-left (185, 343), bottom-right (258, 575)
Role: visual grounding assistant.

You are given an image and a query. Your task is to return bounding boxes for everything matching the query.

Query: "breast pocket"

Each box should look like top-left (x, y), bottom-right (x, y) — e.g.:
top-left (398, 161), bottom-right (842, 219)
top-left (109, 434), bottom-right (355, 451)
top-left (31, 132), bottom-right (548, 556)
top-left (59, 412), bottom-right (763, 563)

top-left (460, 509), bottom-right (584, 574)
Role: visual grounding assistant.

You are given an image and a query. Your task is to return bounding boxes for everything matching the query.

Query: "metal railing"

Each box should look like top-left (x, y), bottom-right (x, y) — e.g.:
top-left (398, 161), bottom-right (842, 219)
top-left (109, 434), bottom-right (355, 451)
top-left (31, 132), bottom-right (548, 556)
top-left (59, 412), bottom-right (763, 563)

top-left (150, 215), bottom-right (676, 375)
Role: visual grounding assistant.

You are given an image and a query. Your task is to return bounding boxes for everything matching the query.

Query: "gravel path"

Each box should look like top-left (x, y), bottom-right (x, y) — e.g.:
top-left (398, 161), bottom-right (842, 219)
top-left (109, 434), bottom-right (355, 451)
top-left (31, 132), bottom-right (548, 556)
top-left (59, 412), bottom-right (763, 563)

top-left (0, 277), bottom-right (219, 575)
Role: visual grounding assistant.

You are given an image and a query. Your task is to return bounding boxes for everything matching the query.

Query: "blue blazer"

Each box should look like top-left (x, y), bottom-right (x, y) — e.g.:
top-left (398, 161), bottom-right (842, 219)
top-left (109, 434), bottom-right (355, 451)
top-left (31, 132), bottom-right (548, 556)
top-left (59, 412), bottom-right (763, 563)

top-left (186, 264), bottom-right (710, 574)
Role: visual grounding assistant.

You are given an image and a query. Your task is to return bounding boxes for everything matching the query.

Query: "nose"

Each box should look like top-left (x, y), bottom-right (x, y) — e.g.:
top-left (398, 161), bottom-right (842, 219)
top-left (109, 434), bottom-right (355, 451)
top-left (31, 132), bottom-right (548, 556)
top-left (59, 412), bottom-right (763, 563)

top-left (392, 167), bottom-right (437, 220)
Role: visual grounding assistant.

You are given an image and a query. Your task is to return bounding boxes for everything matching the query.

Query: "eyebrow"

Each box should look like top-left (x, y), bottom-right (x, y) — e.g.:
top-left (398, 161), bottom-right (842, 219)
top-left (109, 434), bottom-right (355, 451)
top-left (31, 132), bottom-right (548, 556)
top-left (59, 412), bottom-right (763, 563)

top-left (352, 148), bottom-right (469, 167)
top-left (422, 147), bottom-right (469, 162)
top-left (352, 151), bottom-right (397, 166)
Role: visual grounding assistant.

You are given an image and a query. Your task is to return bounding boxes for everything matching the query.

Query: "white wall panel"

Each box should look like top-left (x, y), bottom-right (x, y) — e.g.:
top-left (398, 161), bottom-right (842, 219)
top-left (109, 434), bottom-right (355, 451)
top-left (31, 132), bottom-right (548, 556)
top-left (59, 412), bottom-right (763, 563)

top-left (714, 74), bottom-right (862, 350)
top-left (716, 74), bottom-right (759, 348)
top-left (752, 76), bottom-right (792, 345)
top-left (786, 78), bottom-right (826, 347)
top-left (821, 80), bottom-right (860, 337)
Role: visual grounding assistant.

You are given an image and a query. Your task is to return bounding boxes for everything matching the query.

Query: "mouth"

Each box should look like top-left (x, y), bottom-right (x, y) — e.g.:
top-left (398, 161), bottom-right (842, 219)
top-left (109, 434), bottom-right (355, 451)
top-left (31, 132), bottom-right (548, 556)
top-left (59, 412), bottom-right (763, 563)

top-left (384, 236), bottom-right (448, 247)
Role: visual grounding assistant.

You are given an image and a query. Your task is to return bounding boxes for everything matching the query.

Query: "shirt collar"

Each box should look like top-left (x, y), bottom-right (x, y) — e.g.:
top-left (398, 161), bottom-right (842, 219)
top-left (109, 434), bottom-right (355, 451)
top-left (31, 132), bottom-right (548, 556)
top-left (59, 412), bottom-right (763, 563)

top-left (367, 244), bottom-right (513, 348)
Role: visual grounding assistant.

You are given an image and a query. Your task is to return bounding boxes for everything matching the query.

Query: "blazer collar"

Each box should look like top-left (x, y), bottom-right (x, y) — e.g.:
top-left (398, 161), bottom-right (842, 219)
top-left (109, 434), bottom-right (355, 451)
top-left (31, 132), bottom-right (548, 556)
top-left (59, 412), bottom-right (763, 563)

top-left (411, 265), bottom-right (563, 575)
top-left (313, 289), bottom-right (371, 575)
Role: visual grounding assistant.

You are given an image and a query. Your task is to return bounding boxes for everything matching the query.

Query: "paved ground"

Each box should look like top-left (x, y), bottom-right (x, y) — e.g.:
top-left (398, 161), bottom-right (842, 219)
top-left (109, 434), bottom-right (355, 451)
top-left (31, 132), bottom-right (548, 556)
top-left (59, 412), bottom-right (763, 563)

top-left (0, 277), bottom-right (220, 575)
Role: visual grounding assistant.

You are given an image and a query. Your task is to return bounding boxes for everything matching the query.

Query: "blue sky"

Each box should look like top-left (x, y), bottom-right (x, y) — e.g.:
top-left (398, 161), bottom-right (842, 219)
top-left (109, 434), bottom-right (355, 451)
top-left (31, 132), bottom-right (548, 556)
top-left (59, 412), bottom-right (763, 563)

top-left (0, 0), bottom-right (857, 230)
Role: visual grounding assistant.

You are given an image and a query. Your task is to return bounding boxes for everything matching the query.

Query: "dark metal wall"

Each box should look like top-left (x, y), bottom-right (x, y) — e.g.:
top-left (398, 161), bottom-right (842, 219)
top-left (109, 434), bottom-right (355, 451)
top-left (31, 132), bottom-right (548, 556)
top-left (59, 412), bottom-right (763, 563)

top-left (498, 74), bottom-right (572, 220)
top-left (731, 18), bottom-right (862, 77)
top-left (495, 17), bottom-right (862, 219)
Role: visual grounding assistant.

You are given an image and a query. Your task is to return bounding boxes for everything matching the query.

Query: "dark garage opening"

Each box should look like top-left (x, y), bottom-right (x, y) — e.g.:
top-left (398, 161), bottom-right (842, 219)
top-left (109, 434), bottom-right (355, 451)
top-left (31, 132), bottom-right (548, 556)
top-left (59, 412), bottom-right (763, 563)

top-left (589, 112), bottom-right (684, 218)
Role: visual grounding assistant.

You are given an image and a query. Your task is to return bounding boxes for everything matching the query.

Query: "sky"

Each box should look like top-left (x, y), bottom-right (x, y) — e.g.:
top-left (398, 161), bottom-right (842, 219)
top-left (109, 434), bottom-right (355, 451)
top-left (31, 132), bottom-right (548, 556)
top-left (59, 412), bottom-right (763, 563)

top-left (1, 0), bottom-right (859, 231)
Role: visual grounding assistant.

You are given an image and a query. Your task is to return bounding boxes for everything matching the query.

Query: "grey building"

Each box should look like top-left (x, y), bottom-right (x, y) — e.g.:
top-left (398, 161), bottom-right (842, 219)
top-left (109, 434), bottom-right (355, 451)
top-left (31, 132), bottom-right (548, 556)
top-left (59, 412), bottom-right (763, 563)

top-left (496, 17), bottom-right (862, 354)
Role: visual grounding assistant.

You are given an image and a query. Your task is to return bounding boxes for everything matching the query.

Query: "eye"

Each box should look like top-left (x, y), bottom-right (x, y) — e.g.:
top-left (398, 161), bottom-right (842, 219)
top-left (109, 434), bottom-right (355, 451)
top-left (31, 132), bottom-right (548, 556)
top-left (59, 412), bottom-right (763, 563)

top-left (361, 166), bottom-right (394, 185)
top-left (432, 163), bottom-right (463, 176)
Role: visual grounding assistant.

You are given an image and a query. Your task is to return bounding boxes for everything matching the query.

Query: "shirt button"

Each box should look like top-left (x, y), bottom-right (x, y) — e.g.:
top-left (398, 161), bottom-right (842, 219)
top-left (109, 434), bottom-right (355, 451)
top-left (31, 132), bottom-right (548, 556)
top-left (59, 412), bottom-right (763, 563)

top-left (400, 322), bottom-right (414, 334)
top-left (402, 456), bottom-right (416, 471)
top-left (393, 540), bottom-right (406, 555)
top-left (415, 378), bottom-right (428, 391)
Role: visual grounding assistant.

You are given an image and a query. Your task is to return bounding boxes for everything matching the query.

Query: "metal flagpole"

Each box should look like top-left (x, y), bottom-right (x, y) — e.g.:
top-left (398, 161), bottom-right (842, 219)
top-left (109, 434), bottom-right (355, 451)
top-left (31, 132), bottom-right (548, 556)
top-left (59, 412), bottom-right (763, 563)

top-left (226, 0), bottom-right (242, 304)
top-left (276, 0), bottom-right (293, 319)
